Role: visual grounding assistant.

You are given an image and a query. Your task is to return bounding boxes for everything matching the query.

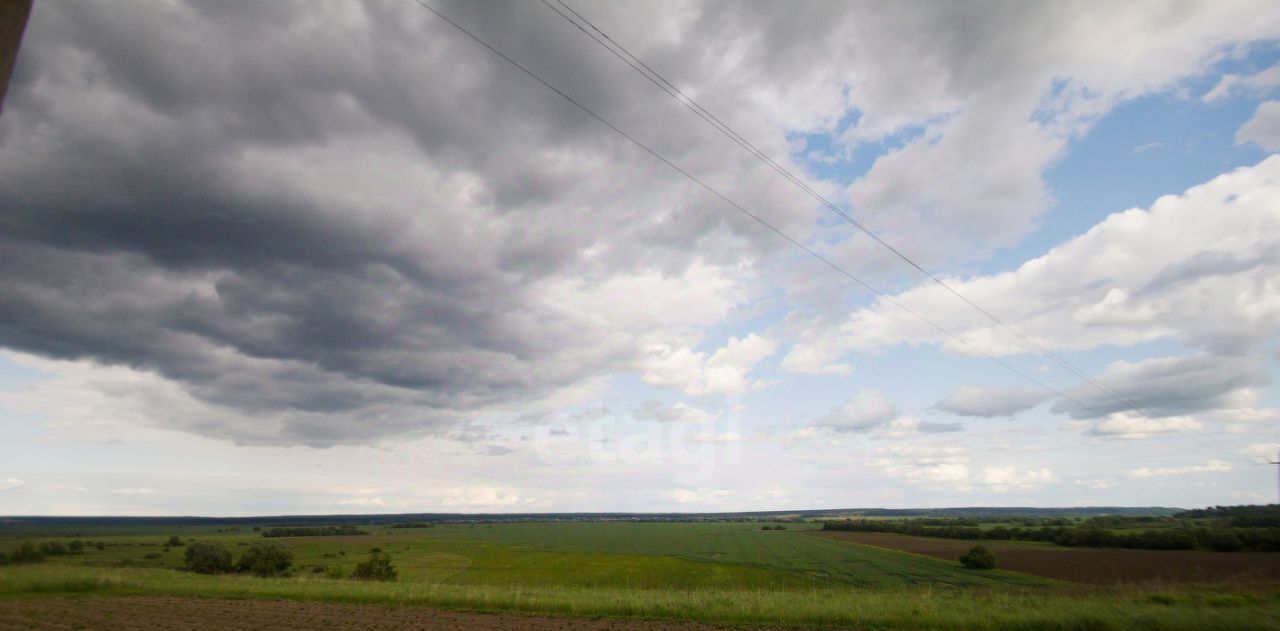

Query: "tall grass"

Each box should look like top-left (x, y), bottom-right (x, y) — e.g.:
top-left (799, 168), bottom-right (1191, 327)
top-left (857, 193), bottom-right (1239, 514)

top-left (1, 565), bottom-right (1277, 630)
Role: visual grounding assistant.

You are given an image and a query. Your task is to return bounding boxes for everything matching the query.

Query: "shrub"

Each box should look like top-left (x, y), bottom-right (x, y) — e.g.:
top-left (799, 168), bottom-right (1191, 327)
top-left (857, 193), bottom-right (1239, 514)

top-left (325, 565), bottom-right (348, 579)
top-left (1209, 532), bottom-right (1245, 552)
top-left (351, 551), bottom-right (397, 581)
top-left (95, 542), bottom-right (105, 551)
top-left (144, 552), bottom-right (163, 559)
top-left (959, 545), bottom-right (996, 569)
top-left (184, 541), bottom-right (233, 574)
top-left (167, 535), bottom-right (184, 547)
top-left (238, 541), bottom-right (293, 577)
top-left (39, 542), bottom-right (68, 556)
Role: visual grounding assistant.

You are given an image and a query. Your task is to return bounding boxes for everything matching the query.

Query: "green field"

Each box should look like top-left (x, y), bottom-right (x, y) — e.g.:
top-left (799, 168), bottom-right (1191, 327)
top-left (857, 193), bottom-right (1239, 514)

top-left (2, 521), bottom-right (1278, 630)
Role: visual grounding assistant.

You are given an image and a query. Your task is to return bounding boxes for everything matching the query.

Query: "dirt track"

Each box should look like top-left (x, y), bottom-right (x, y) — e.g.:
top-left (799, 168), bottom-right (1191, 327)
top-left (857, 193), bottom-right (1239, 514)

top-left (0, 596), bottom-right (745, 631)
top-left (813, 531), bottom-right (1280, 585)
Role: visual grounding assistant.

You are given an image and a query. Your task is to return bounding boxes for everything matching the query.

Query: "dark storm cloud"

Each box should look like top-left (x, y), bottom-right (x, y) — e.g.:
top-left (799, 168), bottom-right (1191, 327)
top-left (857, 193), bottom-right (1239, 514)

top-left (0, 0), bottom-right (821, 445)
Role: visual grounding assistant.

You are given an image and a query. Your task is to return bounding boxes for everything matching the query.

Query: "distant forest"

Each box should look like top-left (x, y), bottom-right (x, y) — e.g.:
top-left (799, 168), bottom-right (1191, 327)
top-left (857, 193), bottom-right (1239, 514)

top-left (0, 505), bottom-right (1184, 531)
top-left (823, 505), bottom-right (1280, 553)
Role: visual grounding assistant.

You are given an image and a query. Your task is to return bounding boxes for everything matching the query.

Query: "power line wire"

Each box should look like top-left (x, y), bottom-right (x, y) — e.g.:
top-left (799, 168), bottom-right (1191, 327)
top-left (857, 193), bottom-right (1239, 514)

top-left (537, 0), bottom-right (1255, 464)
top-left (409, 0), bottom-right (1249, 465)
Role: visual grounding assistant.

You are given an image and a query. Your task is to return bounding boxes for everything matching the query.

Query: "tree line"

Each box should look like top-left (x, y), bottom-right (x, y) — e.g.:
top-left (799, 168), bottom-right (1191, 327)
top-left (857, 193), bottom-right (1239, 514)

top-left (1, 539), bottom-right (108, 564)
top-left (260, 525), bottom-right (367, 537)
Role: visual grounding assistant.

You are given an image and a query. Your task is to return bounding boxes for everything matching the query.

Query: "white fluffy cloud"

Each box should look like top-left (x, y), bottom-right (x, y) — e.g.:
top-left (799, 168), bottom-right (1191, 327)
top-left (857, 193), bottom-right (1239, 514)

top-left (875, 450), bottom-right (1057, 493)
top-left (0, 478), bottom-right (25, 491)
top-left (977, 466), bottom-right (1058, 493)
top-left (827, 1), bottom-right (1280, 267)
top-left (1204, 64), bottom-right (1280, 101)
top-left (1128, 460), bottom-right (1232, 479)
top-left (1085, 413), bottom-right (1204, 438)
top-left (1237, 100), bottom-right (1280, 150)
top-left (814, 388), bottom-right (900, 432)
top-left (641, 333), bottom-right (777, 396)
top-left (786, 157), bottom-right (1280, 391)
top-left (1242, 443), bottom-right (1280, 464)
top-left (635, 400), bottom-right (718, 424)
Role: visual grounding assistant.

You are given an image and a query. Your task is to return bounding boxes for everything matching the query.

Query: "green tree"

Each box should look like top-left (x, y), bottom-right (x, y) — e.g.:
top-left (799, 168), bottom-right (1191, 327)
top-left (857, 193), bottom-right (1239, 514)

top-left (238, 541), bottom-right (293, 577)
top-left (10, 542), bottom-right (46, 564)
top-left (351, 550), bottom-right (397, 581)
top-left (959, 545), bottom-right (997, 569)
top-left (184, 541), bottom-right (233, 574)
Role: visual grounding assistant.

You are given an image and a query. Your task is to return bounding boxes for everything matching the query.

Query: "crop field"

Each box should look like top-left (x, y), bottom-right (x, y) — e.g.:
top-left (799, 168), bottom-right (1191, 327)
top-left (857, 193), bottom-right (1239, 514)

top-left (1, 521), bottom-right (1278, 630)
top-left (813, 530), bottom-right (1280, 585)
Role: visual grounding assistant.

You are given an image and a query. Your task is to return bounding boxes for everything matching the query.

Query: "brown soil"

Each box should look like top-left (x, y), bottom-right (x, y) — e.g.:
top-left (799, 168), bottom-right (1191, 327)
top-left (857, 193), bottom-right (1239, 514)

top-left (0, 596), bottom-right (758, 631)
top-left (813, 530), bottom-right (1280, 585)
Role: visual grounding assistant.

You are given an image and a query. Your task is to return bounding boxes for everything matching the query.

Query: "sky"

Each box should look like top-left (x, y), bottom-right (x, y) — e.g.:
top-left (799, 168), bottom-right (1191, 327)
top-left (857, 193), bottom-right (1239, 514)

top-left (1, 0), bottom-right (1279, 516)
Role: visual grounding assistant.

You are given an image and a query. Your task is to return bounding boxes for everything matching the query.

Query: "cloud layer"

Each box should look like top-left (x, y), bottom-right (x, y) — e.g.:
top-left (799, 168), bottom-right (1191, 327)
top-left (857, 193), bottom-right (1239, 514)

top-left (2, 0), bottom-right (1278, 461)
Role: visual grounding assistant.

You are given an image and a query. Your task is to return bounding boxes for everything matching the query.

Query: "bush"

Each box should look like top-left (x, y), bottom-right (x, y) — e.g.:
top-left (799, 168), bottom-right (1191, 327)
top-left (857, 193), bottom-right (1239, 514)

top-left (39, 542), bottom-right (68, 556)
top-left (68, 540), bottom-right (85, 554)
top-left (351, 551), bottom-right (397, 581)
top-left (95, 542), bottom-right (105, 551)
top-left (238, 541), bottom-right (293, 577)
top-left (143, 552), bottom-right (163, 559)
top-left (959, 545), bottom-right (996, 569)
top-left (167, 535), bottom-right (184, 547)
top-left (184, 541), bottom-right (233, 574)
top-left (325, 565), bottom-right (348, 579)
top-left (1209, 532), bottom-right (1245, 552)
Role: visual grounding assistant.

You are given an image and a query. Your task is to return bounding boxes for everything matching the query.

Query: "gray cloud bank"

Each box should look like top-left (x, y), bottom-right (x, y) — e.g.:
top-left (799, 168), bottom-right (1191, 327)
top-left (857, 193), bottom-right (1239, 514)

top-left (1, 1), bottom-right (819, 444)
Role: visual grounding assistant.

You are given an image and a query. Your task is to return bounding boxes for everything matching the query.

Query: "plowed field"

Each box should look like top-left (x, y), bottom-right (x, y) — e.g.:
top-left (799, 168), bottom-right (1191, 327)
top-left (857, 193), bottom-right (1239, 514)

top-left (813, 531), bottom-right (1280, 585)
top-left (0, 596), bottom-right (742, 631)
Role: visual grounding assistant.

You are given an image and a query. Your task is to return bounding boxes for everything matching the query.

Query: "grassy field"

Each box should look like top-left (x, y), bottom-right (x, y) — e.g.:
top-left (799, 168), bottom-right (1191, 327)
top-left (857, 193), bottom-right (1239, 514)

top-left (1, 521), bottom-right (1278, 630)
